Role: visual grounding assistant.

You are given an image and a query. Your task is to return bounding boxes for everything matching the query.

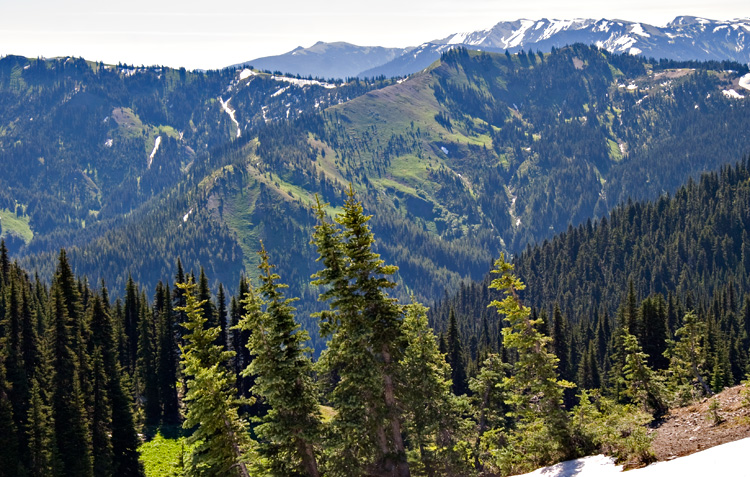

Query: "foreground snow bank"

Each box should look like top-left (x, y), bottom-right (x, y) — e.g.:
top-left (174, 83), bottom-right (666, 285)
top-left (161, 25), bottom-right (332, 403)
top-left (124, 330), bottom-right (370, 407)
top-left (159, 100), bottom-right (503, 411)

top-left (512, 437), bottom-right (750, 477)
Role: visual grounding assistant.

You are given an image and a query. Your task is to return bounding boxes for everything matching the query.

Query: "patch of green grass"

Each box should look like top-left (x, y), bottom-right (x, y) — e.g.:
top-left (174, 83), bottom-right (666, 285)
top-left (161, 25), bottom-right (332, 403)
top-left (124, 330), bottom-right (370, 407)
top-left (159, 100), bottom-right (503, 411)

top-left (0, 208), bottom-right (33, 243)
top-left (608, 138), bottom-right (624, 161)
top-left (139, 432), bottom-right (188, 477)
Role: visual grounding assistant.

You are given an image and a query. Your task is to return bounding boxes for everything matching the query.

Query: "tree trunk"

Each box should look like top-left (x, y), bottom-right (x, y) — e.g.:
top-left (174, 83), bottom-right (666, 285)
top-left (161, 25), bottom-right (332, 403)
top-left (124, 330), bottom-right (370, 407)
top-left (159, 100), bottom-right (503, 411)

top-left (381, 344), bottom-right (410, 477)
top-left (296, 437), bottom-right (320, 477)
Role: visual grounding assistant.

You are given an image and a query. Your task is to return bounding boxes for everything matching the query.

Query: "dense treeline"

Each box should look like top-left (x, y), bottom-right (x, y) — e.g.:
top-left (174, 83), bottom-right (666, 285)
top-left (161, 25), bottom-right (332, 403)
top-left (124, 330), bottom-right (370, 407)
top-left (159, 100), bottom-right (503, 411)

top-left (431, 158), bottom-right (750, 403)
top-left (7, 181), bottom-right (747, 475)
top-left (5, 46), bottom-right (750, 338)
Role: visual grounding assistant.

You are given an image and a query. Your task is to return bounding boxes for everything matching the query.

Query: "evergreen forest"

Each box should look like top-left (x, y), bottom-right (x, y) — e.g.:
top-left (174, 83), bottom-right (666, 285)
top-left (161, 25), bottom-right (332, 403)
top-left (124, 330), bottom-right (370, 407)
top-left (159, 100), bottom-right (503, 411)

top-left (1, 42), bottom-right (750, 476)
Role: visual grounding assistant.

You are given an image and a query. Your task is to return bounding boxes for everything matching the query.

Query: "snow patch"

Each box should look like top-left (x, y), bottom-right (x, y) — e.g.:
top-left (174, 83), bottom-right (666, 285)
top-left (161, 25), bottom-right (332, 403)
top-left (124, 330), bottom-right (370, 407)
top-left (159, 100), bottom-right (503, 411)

top-left (627, 84), bottom-right (638, 90)
top-left (447, 32), bottom-right (469, 44)
top-left (239, 68), bottom-right (255, 80)
top-left (440, 146), bottom-right (449, 155)
top-left (148, 136), bottom-right (161, 168)
top-left (271, 86), bottom-right (289, 98)
top-left (271, 75), bottom-right (336, 89)
top-left (218, 97), bottom-right (241, 138)
top-left (182, 208), bottom-right (193, 223)
top-left (541, 20), bottom-right (576, 41)
top-left (510, 437), bottom-right (750, 477)
top-left (629, 47), bottom-right (642, 55)
top-left (105, 139), bottom-right (113, 148)
top-left (502, 19), bottom-right (536, 48)
top-left (630, 23), bottom-right (651, 37)
top-left (723, 89), bottom-right (745, 99)
top-left (739, 73), bottom-right (750, 91)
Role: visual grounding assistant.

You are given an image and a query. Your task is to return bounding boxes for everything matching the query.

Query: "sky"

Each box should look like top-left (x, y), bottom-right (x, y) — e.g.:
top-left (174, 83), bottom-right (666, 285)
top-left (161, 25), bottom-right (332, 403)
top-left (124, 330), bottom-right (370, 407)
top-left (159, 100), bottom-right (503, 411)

top-left (1, 0), bottom-right (748, 71)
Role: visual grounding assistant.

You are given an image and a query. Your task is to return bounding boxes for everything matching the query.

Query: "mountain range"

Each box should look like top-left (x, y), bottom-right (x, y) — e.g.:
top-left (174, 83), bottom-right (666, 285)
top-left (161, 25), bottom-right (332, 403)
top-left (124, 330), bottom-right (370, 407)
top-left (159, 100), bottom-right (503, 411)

top-left (240, 16), bottom-right (750, 79)
top-left (2, 45), bottom-right (750, 354)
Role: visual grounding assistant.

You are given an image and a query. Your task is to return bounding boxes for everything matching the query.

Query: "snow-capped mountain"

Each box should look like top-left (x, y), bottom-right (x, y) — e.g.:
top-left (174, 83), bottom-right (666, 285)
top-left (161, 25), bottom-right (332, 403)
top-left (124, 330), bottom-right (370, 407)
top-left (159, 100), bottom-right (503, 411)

top-left (362, 16), bottom-right (750, 78)
top-left (234, 41), bottom-right (410, 80)
top-left (241, 16), bottom-right (750, 79)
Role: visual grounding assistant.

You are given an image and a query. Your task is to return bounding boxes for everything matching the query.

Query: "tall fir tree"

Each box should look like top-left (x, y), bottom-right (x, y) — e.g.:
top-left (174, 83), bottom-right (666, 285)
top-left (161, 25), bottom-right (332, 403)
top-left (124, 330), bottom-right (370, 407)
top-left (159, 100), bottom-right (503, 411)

top-left (488, 254), bottom-right (573, 475)
top-left (311, 192), bottom-right (410, 477)
top-left (447, 308), bottom-right (467, 396)
top-left (239, 245), bottom-right (321, 477)
top-left (178, 279), bottom-right (252, 477)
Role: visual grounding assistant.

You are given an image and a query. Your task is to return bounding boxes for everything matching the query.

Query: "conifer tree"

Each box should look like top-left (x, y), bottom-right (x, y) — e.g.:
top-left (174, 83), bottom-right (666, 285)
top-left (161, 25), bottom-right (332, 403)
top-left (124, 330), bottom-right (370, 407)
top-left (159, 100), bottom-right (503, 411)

top-left (621, 332), bottom-right (666, 416)
top-left (123, 275), bottom-right (139, 374)
top-left (400, 302), bottom-right (468, 475)
top-left (90, 347), bottom-right (114, 476)
top-left (488, 254), bottom-right (573, 474)
top-left (25, 376), bottom-right (55, 475)
top-left (89, 292), bottom-right (143, 476)
top-left (156, 282), bottom-right (180, 424)
top-left (311, 192), bottom-right (410, 477)
top-left (666, 311), bottom-right (712, 400)
top-left (447, 308), bottom-right (467, 396)
top-left (50, 281), bottom-right (93, 477)
top-left (138, 293), bottom-right (160, 426)
top-left (178, 279), bottom-right (252, 477)
top-left (470, 353), bottom-right (510, 473)
top-left (239, 245), bottom-right (321, 477)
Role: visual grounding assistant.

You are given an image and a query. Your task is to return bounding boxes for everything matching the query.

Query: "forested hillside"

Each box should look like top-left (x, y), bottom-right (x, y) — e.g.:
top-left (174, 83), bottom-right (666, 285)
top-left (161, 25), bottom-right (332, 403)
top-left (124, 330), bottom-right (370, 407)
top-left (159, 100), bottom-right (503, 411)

top-left (4, 169), bottom-right (749, 475)
top-left (2, 47), bottom-right (750, 354)
top-left (432, 158), bottom-right (750, 399)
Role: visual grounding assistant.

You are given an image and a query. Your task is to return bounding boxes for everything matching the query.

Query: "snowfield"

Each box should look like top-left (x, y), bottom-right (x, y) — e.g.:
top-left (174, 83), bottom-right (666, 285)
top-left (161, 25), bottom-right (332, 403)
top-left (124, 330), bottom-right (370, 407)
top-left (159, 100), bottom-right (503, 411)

top-left (739, 73), bottom-right (750, 91)
top-left (218, 97), bottom-right (241, 138)
top-left (511, 437), bottom-right (750, 477)
top-left (722, 89), bottom-right (745, 99)
top-left (148, 136), bottom-right (161, 168)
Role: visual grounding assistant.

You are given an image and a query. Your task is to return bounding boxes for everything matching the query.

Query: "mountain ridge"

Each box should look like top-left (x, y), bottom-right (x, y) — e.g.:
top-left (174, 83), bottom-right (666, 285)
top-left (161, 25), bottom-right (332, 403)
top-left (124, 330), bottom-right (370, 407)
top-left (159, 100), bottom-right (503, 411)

top-left (239, 16), bottom-right (750, 79)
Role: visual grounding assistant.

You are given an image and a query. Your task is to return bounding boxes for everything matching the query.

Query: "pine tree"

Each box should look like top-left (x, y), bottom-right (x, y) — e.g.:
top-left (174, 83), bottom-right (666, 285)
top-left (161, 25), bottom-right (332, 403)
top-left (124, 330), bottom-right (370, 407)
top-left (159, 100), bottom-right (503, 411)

top-left (89, 291), bottom-right (143, 476)
top-left (488, 254), bottom-right (573, 474)
top-left (470, 353), bottom-right (510, 473)
top-left (311, 192), bottom-right (410, 477)
top-left (400, 302), bottom-right (468, 475)
top-left (666, 311), bottom-right (712, 401)
top-left (25, 376), bottom-right (55, 476)
top-left (123, 275), bottom-right (139, 374)
top-left (447, 308), bottom-right (467, 396)
top-left (178, 279), bottom-right (252, 477)
top-left (50, 281), bottom-right (93, 477)
top-left (156, 282), bottom-right (180, 425)
top-left (138, 293), bottom-right (160, 426)
top-left (90, 347), bottom-right (114, 476)
top-left (239, 245), bottom-right (321, 477)
top-left (621, 332), bottom-right (666, 416)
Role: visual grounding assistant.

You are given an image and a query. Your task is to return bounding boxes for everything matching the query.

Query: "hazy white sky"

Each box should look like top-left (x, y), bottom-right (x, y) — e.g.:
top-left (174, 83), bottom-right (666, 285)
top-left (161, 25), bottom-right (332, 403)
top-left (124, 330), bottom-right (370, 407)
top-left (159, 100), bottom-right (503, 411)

top-left (1, 0), bottom-right (748, 70)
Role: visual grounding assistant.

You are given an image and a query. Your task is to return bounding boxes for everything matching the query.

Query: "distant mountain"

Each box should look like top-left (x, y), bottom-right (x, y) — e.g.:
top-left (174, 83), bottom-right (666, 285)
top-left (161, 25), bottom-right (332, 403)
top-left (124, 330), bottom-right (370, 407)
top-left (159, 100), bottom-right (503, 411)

top-left (234, 41), bottom-right (411, 80)
top-left (241, 17), bottom-right (750, 79)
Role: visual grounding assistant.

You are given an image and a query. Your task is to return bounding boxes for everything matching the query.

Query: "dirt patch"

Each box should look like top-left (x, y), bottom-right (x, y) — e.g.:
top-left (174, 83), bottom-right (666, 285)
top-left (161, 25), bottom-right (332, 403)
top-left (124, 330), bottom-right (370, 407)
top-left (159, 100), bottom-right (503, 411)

top-left (653, 69), bottom-right (694, 80)
top-left (572, 58), bottom-right (584, 70)
top-left (650, 385), bottom-right (750, 461)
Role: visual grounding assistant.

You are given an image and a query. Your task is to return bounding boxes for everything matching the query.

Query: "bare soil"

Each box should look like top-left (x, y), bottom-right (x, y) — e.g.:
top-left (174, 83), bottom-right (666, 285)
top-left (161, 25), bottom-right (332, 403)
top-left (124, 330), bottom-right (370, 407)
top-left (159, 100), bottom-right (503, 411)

top-left (650, 384), bottom-right (750, 461)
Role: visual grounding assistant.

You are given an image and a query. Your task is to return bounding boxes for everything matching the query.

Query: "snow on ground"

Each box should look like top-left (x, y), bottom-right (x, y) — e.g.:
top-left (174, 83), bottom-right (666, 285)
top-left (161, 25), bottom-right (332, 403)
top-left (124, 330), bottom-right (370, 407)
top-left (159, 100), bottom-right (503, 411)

top-left (271, 86), bottom-right (290, 98)
top-left (502, 19), bottom-right (537, 48)
top-left (148, 136), bottom-right (161, 168)
top-left (218, 97), bottom-right (241, 138)
top-left (739, 73), bottom-right (750, 91)
top-left (723, 89), bottom-right (746, 99)
top-left (182, 208), bottom-right (193, 223)
top-left (270, 75), bottom-right (337, 89)
top-left (239, 68), bottom-right (255, 80)
top-left (104, 139), bottom-right (113, 148)
top-left (630, 23), bottom-right (651, 37)
top-left (511, 437), bottom-right (750, 477)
